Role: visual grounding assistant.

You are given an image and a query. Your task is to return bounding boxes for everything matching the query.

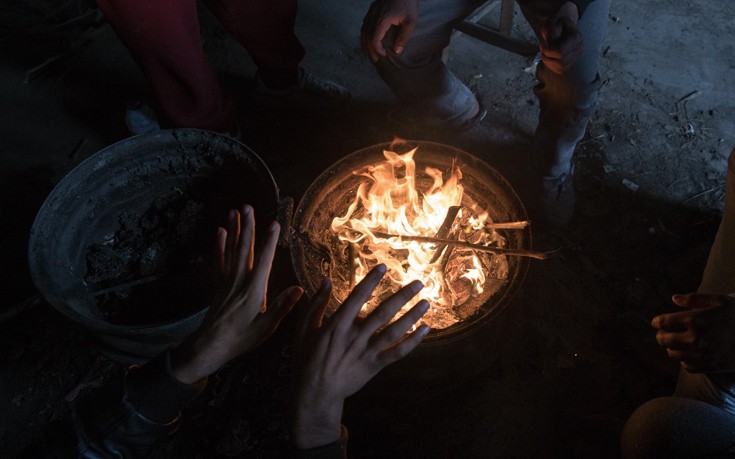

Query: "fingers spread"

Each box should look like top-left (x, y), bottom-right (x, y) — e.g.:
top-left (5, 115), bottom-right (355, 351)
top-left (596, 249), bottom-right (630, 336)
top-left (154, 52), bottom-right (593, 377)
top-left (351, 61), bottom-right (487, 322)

top-left (248, 221), bottom-right (280, 304)
top-left (362, 280), bottom-right (423, 336)
top-left (259, 286), bottom-right (303, 337)
top-left (300, 278), bottom-right (332, 338)
top-left (336, 264), bottom-right (386, 323)
top-left (377, 324), bottom-right (430, 367)
top-left (235, 205), bottom-right (255, 279)
top-left (370, 299), bottom-right (429, 350)
top-left (225, 209), bottom-right (240, 273)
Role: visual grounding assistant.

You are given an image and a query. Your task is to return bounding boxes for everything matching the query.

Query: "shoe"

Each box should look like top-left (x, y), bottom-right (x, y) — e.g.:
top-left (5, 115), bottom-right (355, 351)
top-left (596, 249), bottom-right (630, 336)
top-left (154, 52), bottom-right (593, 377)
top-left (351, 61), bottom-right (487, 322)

top-left (388, 93), bottom-right (488, 134)
top-left (125, 100), bottom-right (160, 135)
top-left (254, 67), bottom-right (351, 107)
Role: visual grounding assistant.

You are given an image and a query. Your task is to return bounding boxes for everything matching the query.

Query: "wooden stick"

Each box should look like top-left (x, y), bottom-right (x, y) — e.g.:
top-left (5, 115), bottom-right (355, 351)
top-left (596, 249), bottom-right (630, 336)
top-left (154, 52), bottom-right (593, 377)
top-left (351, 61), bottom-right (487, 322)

top-left (676, 90), bottom-right (700, 105)
top-left (436, 206), bottom-right (461, 237)
top-left (349, 243), bottom-right (359, 289)
top-left (370, 231), bottom-right (554, 260)
top-left (429, 206), bottom-right (461, 264)
top-left (484, 220), bottom-right (530, 230)
top-left (681, 184), bottom-right (725, 204)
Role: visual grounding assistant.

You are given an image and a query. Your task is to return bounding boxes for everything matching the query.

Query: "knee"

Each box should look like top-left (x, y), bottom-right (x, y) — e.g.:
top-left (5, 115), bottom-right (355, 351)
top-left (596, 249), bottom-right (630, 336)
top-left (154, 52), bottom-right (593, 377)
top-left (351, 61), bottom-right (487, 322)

top-left (620, 397), bottom-right (680, 459)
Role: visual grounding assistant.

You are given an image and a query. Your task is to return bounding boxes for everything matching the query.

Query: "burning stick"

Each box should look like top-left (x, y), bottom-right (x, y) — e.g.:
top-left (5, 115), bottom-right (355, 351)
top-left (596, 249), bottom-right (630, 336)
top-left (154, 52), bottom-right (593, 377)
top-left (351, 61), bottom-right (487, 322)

top-left (348, 243), bottom-right (359, 289)
top-left (370, 231), bottom-right (554, 260)
top-left (429, 206), bottom-right (461, 264)
top-left (484, 221), bottom-right (530, 230)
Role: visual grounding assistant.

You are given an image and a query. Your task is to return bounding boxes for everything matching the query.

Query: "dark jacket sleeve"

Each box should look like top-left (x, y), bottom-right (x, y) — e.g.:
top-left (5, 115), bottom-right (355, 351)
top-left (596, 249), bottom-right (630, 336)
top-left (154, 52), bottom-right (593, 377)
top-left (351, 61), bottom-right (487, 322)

top-left (26, 349), bottom-right (202, 458)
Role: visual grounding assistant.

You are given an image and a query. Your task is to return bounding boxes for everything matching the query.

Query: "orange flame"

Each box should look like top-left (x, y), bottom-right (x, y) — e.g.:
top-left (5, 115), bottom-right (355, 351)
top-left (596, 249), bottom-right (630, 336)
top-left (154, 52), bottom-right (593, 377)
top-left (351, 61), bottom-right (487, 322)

top-left (331, 148), bottom-right (500, 328)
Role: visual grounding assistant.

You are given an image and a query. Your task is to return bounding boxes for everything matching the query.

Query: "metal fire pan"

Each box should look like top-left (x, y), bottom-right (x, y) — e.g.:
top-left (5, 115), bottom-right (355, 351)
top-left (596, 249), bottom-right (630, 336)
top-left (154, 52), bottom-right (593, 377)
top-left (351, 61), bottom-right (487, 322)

top-left (290, 140), bottom-right (530, 343)
top-left (28, 129), bottom-right (284, 356)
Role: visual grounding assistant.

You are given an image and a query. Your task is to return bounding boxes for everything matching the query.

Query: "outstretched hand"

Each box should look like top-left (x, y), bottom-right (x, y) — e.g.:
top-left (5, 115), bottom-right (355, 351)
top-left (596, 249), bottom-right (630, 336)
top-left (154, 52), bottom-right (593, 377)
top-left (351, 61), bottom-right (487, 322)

top-left (171, 205), bottom-right (303, 385)
top-left (539, 1), bottom-right (583, 74)
top-left (361, 0), bottom-right (418, 62)
top-left (652, 293), bottom-right (735, 374)
top-left (290, 265), bottom-right (430, 449)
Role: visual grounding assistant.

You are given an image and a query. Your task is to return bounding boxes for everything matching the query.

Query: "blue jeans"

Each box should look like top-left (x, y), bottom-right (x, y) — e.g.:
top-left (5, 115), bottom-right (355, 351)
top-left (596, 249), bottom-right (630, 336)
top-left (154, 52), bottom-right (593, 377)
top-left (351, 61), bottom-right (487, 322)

top-left (374, 0), bottom-right (611, 180)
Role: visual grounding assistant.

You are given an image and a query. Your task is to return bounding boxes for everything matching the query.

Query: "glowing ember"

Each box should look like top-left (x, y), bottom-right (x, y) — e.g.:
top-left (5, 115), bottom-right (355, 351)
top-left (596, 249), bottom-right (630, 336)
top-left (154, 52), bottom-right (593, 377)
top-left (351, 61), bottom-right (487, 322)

top-left (330, 148), bottom-right (509, 329)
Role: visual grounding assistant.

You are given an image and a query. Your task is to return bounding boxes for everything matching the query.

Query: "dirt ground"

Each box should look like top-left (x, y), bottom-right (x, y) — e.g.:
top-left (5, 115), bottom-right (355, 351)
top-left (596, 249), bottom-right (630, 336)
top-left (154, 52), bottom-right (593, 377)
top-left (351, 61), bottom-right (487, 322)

top-left (1, 0), bottom-right (733, 457)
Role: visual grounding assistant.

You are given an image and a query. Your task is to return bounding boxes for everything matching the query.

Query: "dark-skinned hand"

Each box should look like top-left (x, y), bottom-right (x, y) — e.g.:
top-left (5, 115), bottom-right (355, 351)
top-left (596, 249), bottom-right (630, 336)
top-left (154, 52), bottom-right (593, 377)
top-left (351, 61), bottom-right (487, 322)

top-left (361, 0), bottom-right (418, 62)
top-left (652, 293), bottom-right (735, 374)
top-left (540, 1), bottom-right (583, 74)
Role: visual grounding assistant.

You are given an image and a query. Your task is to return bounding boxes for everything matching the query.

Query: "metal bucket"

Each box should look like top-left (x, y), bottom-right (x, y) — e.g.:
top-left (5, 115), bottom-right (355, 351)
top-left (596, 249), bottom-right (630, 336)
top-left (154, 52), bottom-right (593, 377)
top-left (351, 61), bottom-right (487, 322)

top-left (28, 129), bottom-right (285, 363)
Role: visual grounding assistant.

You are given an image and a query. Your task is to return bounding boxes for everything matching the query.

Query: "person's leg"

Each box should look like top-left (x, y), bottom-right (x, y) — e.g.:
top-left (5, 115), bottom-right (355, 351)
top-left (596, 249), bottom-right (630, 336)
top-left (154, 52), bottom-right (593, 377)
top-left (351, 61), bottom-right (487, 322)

top-left (202, 0), bottom-right (304, 88)
top-left (620, 397), bottom-right (735, 458)
top-left (678, 146), bottom-right (735, 411)
top-left (96, 0), bottom-right (234, 131)
top-left (621, 147), bottom-right (735, 457)
top-left (519, 0), bottom-right (610, 226)
top-left (374, 0), bottom-right (486, 129)
top-left (203, 0), bottom-right (349, 105)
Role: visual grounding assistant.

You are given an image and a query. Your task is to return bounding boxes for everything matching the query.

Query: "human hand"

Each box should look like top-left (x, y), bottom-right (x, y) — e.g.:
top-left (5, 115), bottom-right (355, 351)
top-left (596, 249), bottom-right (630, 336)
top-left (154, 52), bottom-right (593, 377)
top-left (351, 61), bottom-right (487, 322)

top-left (652, 293), bottom-right (735, 374)
top-left (361, 0), bottom-right (418, 62)
top-left (171, 205), bottom-right (303, 385)
top-left (289, 264), bottom-right (430, 449)
top-left (539, 1), bottom-right (583, 74)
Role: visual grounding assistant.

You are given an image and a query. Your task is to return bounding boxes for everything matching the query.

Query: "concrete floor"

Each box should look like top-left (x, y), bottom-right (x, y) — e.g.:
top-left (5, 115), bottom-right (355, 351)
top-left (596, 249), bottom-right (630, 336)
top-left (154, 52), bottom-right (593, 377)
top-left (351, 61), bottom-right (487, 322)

top-left (1, 0), bottom-right (733, 457)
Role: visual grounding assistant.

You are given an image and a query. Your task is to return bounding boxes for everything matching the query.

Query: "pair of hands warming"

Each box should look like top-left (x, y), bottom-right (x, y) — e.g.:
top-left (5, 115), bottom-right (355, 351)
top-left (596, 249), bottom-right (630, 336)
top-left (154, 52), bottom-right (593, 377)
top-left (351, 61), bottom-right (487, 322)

top-left (360, 0), bottom-right (583, 75)
top-left (652, 293), bottom-right (735, 374)
top-left (171, 205), bottom-right (430, 448)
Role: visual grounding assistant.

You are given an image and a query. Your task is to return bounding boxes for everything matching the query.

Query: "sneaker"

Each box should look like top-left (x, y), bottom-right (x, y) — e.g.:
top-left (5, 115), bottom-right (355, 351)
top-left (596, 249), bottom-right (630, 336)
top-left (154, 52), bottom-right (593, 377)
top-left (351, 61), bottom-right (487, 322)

top-left (388, 93), bottom-right (488, 134)
top-left (254, 67), bottom-right (351, 107)
top-left (125, 100), bottom-right (160, 135)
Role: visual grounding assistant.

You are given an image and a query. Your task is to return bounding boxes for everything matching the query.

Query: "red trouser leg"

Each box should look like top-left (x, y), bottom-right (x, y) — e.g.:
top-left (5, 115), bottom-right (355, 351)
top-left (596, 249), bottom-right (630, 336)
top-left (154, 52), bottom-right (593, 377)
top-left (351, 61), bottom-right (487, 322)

top-left (203, 0), bottom-right (305, 87)
top-left (96, 0), bottom-right (234, 131)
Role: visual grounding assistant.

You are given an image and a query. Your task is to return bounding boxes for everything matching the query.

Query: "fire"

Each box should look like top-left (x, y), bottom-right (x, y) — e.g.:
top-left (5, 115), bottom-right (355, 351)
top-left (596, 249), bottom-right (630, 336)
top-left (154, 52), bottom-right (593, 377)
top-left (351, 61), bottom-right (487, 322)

top-left (330, 147), bottom-right (509, 329)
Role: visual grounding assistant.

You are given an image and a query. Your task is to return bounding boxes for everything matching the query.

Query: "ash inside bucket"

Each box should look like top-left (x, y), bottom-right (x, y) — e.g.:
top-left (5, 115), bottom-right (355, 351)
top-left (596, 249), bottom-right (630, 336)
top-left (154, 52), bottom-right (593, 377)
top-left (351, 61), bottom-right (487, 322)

top-left (84, 190), bottom-right (213, 326)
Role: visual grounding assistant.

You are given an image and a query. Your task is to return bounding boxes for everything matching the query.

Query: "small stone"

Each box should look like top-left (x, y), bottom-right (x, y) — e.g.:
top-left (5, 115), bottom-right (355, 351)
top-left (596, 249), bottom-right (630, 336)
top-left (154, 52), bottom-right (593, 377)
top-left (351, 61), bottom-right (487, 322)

top-left (622, 178), bottom-right (639, 192)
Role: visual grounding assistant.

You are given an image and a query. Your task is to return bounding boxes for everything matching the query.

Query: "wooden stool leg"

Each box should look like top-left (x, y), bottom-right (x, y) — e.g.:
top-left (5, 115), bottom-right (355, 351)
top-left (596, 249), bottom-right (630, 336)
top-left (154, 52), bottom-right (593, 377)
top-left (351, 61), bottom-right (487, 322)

top-left (499, 0), bottom-right (514, 36)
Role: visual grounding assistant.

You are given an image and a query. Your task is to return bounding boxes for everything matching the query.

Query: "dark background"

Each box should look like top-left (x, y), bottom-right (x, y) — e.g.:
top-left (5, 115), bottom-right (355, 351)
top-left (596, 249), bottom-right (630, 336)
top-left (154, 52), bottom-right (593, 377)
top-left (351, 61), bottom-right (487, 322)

top-left (1, 0), bottom-right (733, 457)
